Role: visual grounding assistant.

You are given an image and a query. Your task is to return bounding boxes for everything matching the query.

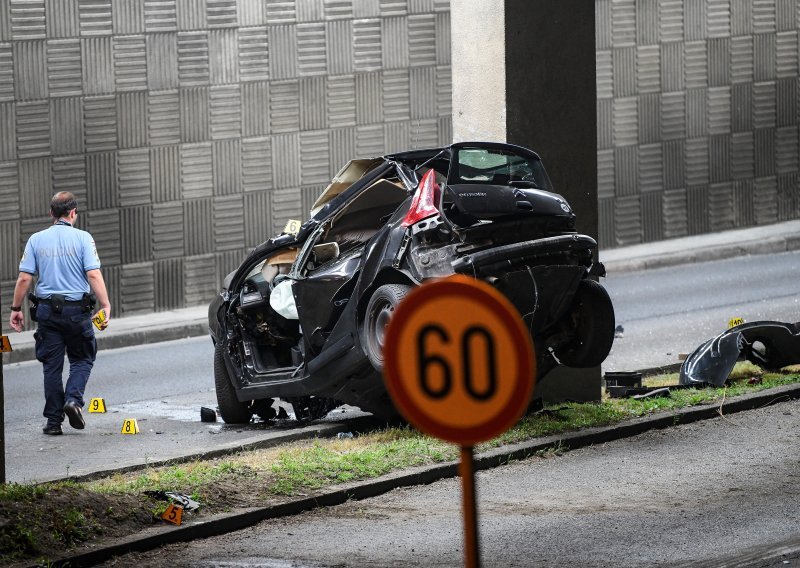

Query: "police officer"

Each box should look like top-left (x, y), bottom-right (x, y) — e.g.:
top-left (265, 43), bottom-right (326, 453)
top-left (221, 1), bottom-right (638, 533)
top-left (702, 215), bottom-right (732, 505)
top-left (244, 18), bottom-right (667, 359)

top-left (8, 192), bottom-right (111, 435)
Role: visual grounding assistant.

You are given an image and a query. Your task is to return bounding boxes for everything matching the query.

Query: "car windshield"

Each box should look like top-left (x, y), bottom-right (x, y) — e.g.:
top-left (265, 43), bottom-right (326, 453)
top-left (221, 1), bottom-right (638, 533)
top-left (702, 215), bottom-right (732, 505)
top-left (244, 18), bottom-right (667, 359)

top-left (451, 147), bottom-right (552, 190)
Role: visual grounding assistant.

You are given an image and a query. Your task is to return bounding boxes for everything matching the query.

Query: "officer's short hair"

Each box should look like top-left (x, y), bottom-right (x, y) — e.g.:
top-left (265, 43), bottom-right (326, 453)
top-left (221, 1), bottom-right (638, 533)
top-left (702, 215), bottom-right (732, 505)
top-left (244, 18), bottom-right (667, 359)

top-left (51, 192), bottom-right (78, 219)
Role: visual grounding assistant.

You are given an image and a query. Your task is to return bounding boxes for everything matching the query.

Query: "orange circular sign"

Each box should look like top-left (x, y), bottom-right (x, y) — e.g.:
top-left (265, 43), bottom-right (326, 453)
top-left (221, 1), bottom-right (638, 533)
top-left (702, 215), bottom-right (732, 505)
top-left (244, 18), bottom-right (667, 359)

top-left (383, 275), bottom-right (536, 446)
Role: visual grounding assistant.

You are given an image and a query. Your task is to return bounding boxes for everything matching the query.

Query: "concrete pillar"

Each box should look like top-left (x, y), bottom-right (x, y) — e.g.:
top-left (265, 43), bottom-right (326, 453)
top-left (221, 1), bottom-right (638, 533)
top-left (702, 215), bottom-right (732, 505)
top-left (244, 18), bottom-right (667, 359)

top-left (451, 0), bottom-right (601, 402)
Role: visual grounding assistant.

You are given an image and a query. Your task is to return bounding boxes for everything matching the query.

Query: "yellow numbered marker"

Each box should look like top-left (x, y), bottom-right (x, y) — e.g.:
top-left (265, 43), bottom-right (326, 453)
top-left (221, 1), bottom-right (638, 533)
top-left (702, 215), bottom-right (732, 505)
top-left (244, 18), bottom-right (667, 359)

top-left (283, 219), bottom-right (302, 235)
top-left (728, 317), bottom-right (745, 329)
top-left (161, 504), bottom-right (183, 525)
top-left (0, 336), bottom-right (11, 353)
top-left (92, 309), bottom-right (107, 330)
top-left (88, 398), bottom-right (106, 413)
top-left (121, 418), bottom-right (140, 434)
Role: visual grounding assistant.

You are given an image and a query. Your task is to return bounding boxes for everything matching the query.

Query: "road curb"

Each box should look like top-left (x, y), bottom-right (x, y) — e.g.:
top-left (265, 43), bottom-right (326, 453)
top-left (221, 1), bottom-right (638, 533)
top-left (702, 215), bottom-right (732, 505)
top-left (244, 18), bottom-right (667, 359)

top-left (39, 382), bottom-right (800, 568)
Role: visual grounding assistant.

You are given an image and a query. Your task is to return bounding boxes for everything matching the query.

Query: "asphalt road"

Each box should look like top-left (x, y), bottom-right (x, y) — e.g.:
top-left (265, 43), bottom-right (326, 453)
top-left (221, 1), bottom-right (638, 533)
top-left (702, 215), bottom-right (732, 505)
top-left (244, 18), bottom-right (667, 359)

top-left (103, 397), bottom-right (800, 567)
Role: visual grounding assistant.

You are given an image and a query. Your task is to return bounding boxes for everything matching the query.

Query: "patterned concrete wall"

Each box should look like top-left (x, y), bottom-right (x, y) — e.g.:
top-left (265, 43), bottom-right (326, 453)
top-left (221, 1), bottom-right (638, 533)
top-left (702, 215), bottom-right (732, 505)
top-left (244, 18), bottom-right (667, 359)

top-left (597, 0), bottom-right (800, 248)
top-left (0, 0), bottom-right (452, 324)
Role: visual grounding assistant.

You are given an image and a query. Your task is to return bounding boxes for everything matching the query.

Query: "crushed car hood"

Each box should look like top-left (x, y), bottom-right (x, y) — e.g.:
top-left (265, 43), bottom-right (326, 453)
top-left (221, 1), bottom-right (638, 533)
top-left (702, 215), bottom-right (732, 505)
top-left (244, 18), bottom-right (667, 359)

top-left (680, 320), bottom-right (800, 386)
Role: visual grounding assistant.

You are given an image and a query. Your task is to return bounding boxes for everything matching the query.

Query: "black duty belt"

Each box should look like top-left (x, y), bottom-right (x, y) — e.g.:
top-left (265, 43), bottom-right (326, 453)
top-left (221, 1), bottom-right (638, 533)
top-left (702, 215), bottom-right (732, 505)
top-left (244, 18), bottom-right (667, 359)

top-left (36, 297), bottom-right (84, 305)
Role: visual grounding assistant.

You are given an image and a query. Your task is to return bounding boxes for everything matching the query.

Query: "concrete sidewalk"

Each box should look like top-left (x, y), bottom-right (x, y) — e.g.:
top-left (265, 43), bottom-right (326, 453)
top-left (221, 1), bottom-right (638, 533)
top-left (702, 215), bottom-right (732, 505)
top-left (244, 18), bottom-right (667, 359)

top-left (4, 219), bottom-right (800, 364)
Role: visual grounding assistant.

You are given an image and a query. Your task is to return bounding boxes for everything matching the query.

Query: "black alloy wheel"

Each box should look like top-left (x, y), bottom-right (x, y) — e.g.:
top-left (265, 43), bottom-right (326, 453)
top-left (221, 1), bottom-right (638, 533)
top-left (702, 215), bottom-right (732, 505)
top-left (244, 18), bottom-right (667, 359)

top-left (213, 343), bottom-right (253, 424)
top-left (362, 283), bottom-right (412, 370)
top-left (553, 279), bottom-right (616, 368)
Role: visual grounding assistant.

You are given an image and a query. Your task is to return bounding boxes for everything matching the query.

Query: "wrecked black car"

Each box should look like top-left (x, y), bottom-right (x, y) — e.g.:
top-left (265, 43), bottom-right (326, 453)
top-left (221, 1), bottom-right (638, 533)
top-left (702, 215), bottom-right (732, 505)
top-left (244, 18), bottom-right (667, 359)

top-left (208, 142), bottom-right (615, 423)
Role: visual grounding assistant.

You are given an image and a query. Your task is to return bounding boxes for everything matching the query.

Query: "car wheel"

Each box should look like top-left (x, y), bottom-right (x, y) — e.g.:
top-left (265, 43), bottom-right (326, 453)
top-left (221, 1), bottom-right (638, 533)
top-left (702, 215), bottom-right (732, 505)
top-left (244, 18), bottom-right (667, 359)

top-left (214, 343), bottom-right (253, 424)
top-left (362, 283), bottom-right (412, 370)
top-left (554, 279), bottom-right (615, 368)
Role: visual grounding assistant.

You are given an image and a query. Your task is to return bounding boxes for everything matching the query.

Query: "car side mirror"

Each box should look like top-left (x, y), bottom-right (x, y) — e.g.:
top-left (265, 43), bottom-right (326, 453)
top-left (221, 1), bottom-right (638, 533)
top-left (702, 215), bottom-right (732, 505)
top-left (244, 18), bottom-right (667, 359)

top-left (312, 242), bottom-right (340, 264)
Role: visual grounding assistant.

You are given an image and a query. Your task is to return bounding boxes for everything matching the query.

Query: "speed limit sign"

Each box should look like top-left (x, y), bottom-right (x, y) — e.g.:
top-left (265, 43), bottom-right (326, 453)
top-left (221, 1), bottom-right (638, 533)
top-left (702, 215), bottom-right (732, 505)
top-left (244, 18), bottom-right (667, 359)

top-left (383, 274), bottom-right (536, 446)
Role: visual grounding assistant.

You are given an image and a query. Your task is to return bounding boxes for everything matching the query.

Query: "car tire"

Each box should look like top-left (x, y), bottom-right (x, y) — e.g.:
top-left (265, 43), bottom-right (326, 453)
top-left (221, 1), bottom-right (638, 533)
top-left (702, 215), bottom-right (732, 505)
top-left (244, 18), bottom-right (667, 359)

top-left (362, 283), bottom-right (412, 371)
top-left (214, 343), bottom-right (253, 424)
top-left (554, 279), bottom-right (615, 368)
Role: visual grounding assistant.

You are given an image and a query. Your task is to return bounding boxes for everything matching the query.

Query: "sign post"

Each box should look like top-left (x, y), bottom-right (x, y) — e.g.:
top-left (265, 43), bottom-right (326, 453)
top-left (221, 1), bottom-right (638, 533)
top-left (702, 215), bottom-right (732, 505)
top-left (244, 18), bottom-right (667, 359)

top-left (383, 275), bottom-right (536, 568)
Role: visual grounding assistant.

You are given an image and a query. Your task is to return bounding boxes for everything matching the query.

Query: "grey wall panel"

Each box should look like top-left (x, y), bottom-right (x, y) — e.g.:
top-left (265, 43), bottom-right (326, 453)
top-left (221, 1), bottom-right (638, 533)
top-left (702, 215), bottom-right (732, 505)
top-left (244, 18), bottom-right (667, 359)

top-left (383, 68), bottom-right (410, 121)
top-left (83, 95), bottom-right (117, 152)
top-left (269, 79), bottom-right (300, 133)
top-left (437, 114), bottom-right (451, 146)
top-left (271, 187), bottom-right (303, 231)
top-left (709, 133), bottom-right (730, 182)
top-left (775, 31), bottom-right (798, 78)
top-left (753, 33), bottom-right (776, 82)
top-left (147, 33), bottom-right (179, 90)
top-left (752, 80), bottom-right (777, 128)
top-left (51, 154), bottom-right (87, 203)
top-left (241, 136), bottom-right (272, 192)
top-left (11, 0), bottom-right (45, 40)
top-left (50, 96), bottom-right (83, 155)
top-left (325, 0), bottom-right (353, 19)
top-left (183, 197), bottom-right (213, 255)
top-left (684, 0), bottom-right (706, 41)
top-left (209, 28), bottom-right (238, 83)
top-left (776, 173), bottom-right (800, 219)
top-left (16, 100), bottom-right (49, 158)
top-left (612, 0), bottom-right (636, 46)
top-left (81, 36), bottom-right (113, 95)
top-left (660, 41), bottom-right (684, 91)
top-left (177, 0), bottom-right (207, 30)
top-left (117, 91), bottom-right (148, 148)
top-left (641, 190), bottom-right (664, 240)
top-left (661, 91), bottom-right (686, 138)
top-left (754, 175), bottom-right (778, 224)
top-left (272, 132), bottom-right (301, 188)
top-left (435, 11), bottom-right (450, 65)
top-left (150, 144), bottom-right (180, 202)
top-left (435, 63), bottom-right (450, 116)
top-left (0, 162), bottom-right (20, 222)
top-left (178, 31), bottom-right (210, 86)
top-left (154, 258), bottom-right (184, 310)
top-left (299, 129), bottom-right (330, 184)
top-left (637, 45), bottom-right (660, 93)
top-left (615, 194), bottom-right (642, 244)
top-left (598, 197), bottom-right (615, 248)
top-left (0, 44), bottom-right (13, 102)
top-left (663, 139), bottom-right (685, 189)
top-left (45, 0), bottom-right (78, 38)
top-left (686, 87), bottom-right (707, 137)
top-left (708, 181), bottom-right (734, 230)
top-left (638, 92), bottom-right (661, 143)
top-left (301, 183), bottom-right (322, 215)
top-left (243, 190), bottom-right (271, 246)
top-left (180, 86), bottom-right (210, 142)
top-left (86, 151), bottom-right (118, 209)
top-left (707, 0), bottom-right (731, 38)
top-left (414, 116), bottom-right (441, 148)
top-left (328, 126), bottom-right (356, 171)
top-left (731, 0), bottom-right (753, 36)
top-left (238, 0), bottom-right (265, 26)
top-left (384, 119), bottom-right (410, 152)
top-left (353, 0), bottom-right (380, 18)
top-left (152, 201), bottom-right (184, 259)
top-left (207, 0), bottom-right (238, 28)
top-left (731, 81), bottom-right (752, 131)
top-left (327, 74), bottom-right (355, 127)
top-left (118, 148), bottom-right (151, 207)
top-left (754, 126), bottom-right (776, 177)
top-left (708, 86), bottom-right (731, 134)
top-left (212, 195), bottom-right (244, 251)
top-left (687, 184), bottom-right (710, 233)
top-left (84, 208), bottom-right (121, 266)
top-left (730, 131), bottom-right (755, 178)
top-left (0, 220), bottom-right (20, 279)
top-left (241, 80), bottom-right (270, 135)
top-left (662, 187), bottom-right (688, 237)
top-left (381, 16), bottom-right (408, 68)
top-left (145, 0), bottom-right (178, 32)
top-left (409, 65), bottom-right (435, 119)
top-left (658, 0), bottom-right (684, 42)
top-left (209, 84), bottom-right (241, 138)
top-left (637, 0), bottom-right (659, 44)
top-left (598, 148), bottom-right (615, 198)
top-left (597, 0), bottom-right (613, 50)
top-left (597, 50), bottom-right (613, 98)
top-left (408, 13), bottom-right (436, 67)
top-left (612, 96), bottom-right (638, 145)
top-left (300, 75), bottom-right (327, 129)
top-left (148, 90), bottom-right (181, 145)
top-left (356, 123), bottom-right (384, 156)
top-left (775, 125), bottom-right (799, 173)
top-left (0, 103), bottom-right (15, 161)
top-left (47, 39), bottom-right (82, 97)
top-left (269, 24), bottom-right (297, 79)
top-left (113, 0), bottom-right (145, 34)
top-left (684, 41), bottom-right (707, 89)
top-left (120, 262), bottom-right (155, 313)
top-left (212, 138), bottom-right (240, 194)
top-left (732, 179), bottom-right (755, 224)
top-left (113, 35), bottom-right (148, 92)
top-left (381, 0), bottom-right (408, 17)
top-left (613, 47), bottom-right (636, 96)
top-left (326, 19), bottom-right (353, 74)
top-left (598, 99), bottom-right (613, 149)
top-left (14, 39), bottom-right (46, 99)
top-left (120, 205), bottom-right (152, 263)
top-left (79, 0), bottom-right (113, 37)
top-left (180, 142), bottom-right (213, 198)
top-left (686, 136), bottom-right (710, 186)
top-left (297, 22), bottom-right (326, 76)
top-left (352, 18), bottom-right (381, 71)
top-left (707, 37), bottom-right (729, 86)
top-left (730, 35), bottom-right (753, 83)
top-left (615, 145), bottom-right (638, 195)
top-left (0, 3), bottom-right (8, 42)
top-left (639, 142), bottom-right (664, 191)
top-left (776, 0), bottom-right (796, 31)
top-left (753, 0), bottom-right (777, 33)
top-left (355, 71), bottom-right (382, 123)
top-left (239, 26), bottom-right (269, 81)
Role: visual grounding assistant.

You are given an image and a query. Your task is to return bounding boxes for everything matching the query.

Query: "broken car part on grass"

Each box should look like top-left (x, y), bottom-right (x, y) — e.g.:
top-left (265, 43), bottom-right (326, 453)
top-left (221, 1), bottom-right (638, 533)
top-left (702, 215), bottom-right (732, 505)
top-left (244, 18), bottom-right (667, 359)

top-left (680, 321), bottom-right (800, 387)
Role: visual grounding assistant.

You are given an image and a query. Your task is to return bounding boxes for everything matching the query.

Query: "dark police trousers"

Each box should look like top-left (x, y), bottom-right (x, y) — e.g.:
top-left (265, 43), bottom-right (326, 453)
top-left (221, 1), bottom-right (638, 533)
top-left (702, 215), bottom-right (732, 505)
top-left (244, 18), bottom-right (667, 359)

top-left (34, 303), bottom-right (97, 426)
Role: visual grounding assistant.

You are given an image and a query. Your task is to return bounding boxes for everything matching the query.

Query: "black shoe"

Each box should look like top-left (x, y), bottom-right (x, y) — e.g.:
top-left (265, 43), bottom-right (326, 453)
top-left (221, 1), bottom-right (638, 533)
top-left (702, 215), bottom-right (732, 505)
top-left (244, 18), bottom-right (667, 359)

top-left (63, 401), bottom-right (85, 430)
top-left (43, 424), bottom-right (63, 435)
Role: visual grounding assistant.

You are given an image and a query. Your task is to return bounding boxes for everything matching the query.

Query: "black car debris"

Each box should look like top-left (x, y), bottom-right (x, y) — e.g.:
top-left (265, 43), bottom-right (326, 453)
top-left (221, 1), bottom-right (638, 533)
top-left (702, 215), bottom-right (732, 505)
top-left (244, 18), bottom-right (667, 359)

top-left (208, 142), bottom-right (615, 423)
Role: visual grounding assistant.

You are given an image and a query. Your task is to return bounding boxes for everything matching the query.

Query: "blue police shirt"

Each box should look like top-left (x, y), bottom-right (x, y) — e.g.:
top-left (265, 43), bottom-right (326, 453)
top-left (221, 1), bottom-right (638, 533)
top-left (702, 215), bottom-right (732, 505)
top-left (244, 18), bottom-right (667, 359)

top-left (18, 223), bottom-right (101, 301)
